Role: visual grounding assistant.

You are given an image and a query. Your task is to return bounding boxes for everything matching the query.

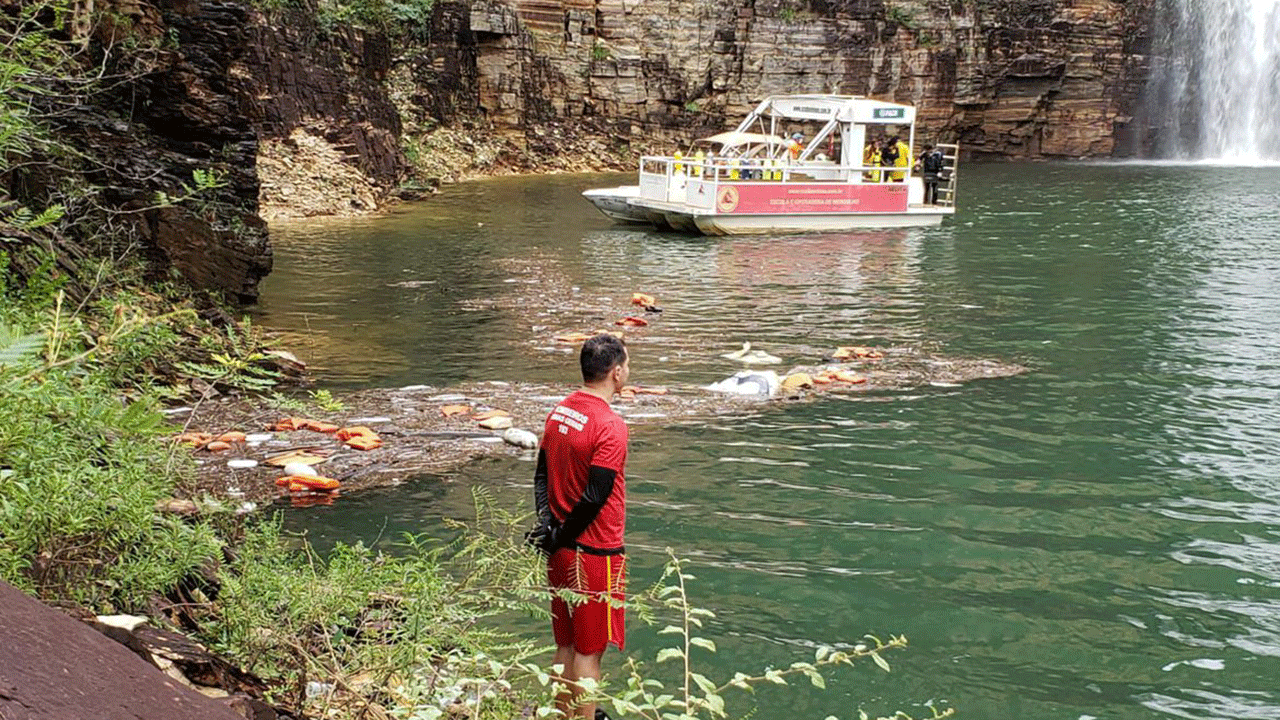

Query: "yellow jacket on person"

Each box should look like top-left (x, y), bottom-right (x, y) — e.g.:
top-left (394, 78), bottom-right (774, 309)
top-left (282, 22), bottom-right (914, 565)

top-left (890, 141), bottom-right (910, 181)
top-left (863, 146), bottom-right (882, 182)
top-left (673, 151), bottom-right (684, 175)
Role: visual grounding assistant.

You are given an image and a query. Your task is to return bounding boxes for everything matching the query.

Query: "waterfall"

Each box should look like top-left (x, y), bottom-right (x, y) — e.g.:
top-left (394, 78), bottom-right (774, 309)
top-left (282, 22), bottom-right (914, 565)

top-left (1142, 0), bottom-right (1280, 163)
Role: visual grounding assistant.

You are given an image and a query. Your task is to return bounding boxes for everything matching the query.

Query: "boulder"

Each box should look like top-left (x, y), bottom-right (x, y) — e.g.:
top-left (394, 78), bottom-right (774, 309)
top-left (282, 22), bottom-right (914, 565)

top-left (0, 580), bottom-right (245, 720)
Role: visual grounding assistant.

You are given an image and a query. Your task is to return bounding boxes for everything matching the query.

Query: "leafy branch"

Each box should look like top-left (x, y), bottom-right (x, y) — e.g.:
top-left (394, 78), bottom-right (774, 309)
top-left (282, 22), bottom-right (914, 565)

top-left (151, 168), bottom-right (228, 210)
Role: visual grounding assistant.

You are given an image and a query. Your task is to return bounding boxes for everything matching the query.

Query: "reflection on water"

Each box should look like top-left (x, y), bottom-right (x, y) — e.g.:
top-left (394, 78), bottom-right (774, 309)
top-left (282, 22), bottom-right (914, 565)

top-left (265, 164), bottom-right (1280, 720)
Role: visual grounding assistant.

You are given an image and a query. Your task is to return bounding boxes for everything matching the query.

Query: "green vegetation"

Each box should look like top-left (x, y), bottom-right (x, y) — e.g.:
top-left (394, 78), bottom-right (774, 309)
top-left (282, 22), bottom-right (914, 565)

top-left (886, 4), bottom-right (917, 29)
top-left (251, 0), bottom-right (437, 42)
top-left (773, 0), bottom-right (818, 23)
top-left (0, 315), bottom-right (220, 609)
top-left (309, 388), bottom-right (347, 412)
top-left (173, 317), bottom-right (282, 393)
top-left (204, 503), bottom-right (547, 712)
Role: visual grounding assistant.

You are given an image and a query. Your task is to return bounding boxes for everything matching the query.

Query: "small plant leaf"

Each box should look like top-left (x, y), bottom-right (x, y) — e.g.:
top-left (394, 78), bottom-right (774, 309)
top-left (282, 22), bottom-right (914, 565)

top-left (656, 648), bottom-right (684, 663)
top-left (690, 672), bottom-right (715, 694)
top-left (690, 636), bottom-right (717, 652)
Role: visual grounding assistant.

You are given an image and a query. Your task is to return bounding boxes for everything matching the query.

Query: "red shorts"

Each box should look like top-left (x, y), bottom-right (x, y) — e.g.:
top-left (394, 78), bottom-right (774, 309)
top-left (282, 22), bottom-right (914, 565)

top-left (547, 547), bottom-right (627, 655)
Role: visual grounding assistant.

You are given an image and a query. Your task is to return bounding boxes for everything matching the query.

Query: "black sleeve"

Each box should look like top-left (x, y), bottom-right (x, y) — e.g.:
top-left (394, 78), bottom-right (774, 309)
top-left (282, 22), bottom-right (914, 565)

top-left (533, 448), bottom-right (550, 520)
top-left (554, 465), bottom-right (617, 549)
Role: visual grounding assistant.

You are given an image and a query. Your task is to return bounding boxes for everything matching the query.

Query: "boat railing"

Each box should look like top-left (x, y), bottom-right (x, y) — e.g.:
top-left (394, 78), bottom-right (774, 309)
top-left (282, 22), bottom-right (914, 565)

top-left (934, 143), bottom-right (960, 207)
top-left (639, 154), bottom-right (914, 203)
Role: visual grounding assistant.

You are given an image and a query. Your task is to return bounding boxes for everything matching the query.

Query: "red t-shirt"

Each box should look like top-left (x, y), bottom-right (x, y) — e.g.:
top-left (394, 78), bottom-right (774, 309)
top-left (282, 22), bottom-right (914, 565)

top-left (542, 390), bottom-right (628, 550)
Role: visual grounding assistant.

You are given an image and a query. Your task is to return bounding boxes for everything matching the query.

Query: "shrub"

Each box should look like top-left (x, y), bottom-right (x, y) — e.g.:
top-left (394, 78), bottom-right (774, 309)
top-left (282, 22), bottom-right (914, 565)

top-left (0, 333), bottom-right (220, 609)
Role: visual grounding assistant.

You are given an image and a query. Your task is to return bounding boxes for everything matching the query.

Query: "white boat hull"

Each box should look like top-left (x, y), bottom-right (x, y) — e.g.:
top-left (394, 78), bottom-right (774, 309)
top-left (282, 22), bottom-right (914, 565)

top-left (582, 186), bottom-right (649, 224)
top-left (692, 207), bottom-right (953, 235)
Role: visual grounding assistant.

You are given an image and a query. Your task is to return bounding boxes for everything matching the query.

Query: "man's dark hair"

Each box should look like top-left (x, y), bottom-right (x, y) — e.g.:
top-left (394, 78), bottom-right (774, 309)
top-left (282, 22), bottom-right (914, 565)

top-left (580, 334), bottom-right (627, 383)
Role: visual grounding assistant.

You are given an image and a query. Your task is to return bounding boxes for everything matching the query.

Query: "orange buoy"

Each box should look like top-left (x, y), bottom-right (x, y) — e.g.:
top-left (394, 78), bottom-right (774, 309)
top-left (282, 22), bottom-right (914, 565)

top-left (285, 475), bottom-right (340, 491)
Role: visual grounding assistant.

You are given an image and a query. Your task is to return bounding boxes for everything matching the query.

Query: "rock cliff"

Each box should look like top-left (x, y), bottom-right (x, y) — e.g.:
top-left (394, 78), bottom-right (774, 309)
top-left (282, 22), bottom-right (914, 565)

top-left (432, 0), bottom-right (1154, 158)
top-left (6, 0), bottom-right (1158, 301)
top-left (3, 0), bottom-right (272, 303)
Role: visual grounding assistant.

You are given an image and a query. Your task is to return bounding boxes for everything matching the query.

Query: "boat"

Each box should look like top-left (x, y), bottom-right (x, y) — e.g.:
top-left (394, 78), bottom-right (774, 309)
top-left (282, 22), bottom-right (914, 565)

top-left (581, 186), bottom-right (647, 224)
top-left (583, 94), bottom-right (959, 235)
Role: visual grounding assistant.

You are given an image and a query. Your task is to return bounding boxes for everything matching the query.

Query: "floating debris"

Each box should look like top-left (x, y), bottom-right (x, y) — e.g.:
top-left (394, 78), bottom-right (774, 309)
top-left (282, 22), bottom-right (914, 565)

top-left (502, 428), bottom-right (538, 449)
top-left (479, 415), bottom-right (514, 430)
top-left (282, 462), bottom-right (319, 477)
top-left (706, 370), bottom-right (781, 397)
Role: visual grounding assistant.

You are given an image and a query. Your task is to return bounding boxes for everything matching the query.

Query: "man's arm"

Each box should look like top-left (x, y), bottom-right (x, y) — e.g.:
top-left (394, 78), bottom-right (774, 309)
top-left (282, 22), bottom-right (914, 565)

top-left (526, 449), bottom-right (560, 555)
top-left (551, 465), bottom-right (616, 550)
top-left (533, 448), bottom-right (550, 520)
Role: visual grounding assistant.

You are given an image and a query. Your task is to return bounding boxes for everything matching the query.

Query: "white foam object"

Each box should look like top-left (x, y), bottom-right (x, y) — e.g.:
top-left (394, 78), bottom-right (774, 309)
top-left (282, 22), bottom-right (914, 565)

top-left (283, 462), bottom-right (320, 478)
top-left (502, 427), bottom-right (539, 449)
top-left (704, 370), bottom-right (781, 397)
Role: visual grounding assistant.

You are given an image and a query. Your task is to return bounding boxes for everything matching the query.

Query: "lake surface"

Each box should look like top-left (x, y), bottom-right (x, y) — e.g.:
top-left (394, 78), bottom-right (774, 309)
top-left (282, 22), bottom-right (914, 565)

top-left (254, 163), bottom-right (1280, 720)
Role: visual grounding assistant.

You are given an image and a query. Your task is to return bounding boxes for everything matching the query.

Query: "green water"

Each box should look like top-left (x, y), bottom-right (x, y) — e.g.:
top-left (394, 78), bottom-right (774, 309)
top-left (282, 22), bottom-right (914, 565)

top-left (255, 163), bottom-right (1280, 720)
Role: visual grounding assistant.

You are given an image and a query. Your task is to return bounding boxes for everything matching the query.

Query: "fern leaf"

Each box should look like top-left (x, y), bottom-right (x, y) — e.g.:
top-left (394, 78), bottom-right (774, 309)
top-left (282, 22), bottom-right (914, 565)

top-left (0, 323), bottom-right (46, 369)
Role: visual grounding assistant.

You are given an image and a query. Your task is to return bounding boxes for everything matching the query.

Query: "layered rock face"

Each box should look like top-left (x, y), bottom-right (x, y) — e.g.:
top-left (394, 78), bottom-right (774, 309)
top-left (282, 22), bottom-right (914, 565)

top-left (430, 0), bottom-right (1153, 158)
top-left (238, 13), bottom-right (406, 218)
top-left (10, 0), bottom-right (1156, 300)
top-left (6, 0), bottom-right (272, 302)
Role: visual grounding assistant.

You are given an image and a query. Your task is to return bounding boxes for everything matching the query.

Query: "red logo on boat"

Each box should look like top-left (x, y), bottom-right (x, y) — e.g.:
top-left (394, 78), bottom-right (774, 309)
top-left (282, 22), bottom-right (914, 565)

top-left (716, 186), bottom-right (740, 213)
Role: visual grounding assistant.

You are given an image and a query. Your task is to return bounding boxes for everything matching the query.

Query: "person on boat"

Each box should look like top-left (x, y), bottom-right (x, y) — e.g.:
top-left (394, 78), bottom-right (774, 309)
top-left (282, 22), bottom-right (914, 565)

top-left (528, 333), bottom-right (631, 720)
top-left (788, 132), bottom-right (805, 160)
top-left (889, 135), bottom-right (911, 182)
top-left (916, 143), bottom-right (945, 204)
top-left (863, 140), bottom-right (882, 182)
top-left (880, 136), bottom-right (899, 177)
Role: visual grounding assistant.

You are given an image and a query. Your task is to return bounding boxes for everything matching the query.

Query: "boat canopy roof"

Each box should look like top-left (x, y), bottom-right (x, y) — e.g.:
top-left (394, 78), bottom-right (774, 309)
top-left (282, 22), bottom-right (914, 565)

top-left (698, 131), bottom-right (790, 148)
top-left (746, 94), bottom-right (917, 125)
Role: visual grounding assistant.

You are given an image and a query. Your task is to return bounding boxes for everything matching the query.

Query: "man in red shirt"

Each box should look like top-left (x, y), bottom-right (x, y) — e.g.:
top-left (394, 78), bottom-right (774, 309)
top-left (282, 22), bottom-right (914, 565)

top-left (530, 333), bottom-right (630, 720)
